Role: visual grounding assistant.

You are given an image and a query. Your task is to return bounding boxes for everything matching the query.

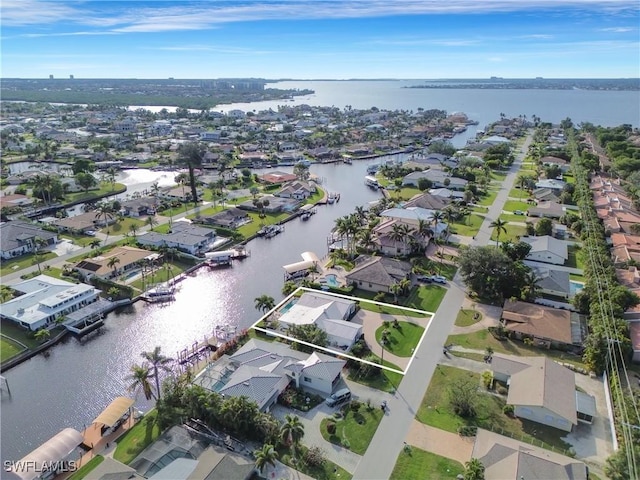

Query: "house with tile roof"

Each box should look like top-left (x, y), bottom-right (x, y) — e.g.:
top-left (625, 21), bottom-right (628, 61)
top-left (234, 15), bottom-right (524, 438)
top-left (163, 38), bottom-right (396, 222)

top-left (472, 429), bottom-right (587, 479)
top-left (501, 300), bottom-right (587, 350)
top-left (74, 246), bottom-right (159, 280)
top-left (0, 221), bottom-right (58, 259)
top-left (521, 235), bottom-right (568, 265)
top-left (531, 266), bottom-right (571, 299)
top-left (345, 255), bottom-right (412, 293)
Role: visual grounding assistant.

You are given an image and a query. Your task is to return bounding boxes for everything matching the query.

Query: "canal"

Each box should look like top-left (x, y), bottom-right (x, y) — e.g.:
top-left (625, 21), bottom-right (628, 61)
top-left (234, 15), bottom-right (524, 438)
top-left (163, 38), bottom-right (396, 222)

top-left (1, 155), bottom-right (400, 462)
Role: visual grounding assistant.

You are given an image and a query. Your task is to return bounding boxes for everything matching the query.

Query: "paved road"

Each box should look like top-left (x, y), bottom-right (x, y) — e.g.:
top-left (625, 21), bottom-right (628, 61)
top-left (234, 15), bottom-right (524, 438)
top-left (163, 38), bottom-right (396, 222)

top-left (352, 133), bottom-right (533, 480)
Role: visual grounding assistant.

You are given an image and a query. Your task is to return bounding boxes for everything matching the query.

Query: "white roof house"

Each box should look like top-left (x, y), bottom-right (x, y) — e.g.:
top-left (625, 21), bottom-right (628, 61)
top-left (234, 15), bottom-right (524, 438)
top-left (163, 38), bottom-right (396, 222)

top-left (379, 207), bottom-right (448, 234)
top-left (521, 235), bottom-right (568, 266)
top-left (1, 275), bottom-right (101, 331)
top-left (278, 292), bottom-right (361, 350)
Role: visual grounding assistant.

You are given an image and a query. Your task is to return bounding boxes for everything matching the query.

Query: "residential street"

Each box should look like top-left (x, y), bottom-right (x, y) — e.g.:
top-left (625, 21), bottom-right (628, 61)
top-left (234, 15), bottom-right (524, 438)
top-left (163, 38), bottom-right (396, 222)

top-left (352, 133), bottom-right (532, 480)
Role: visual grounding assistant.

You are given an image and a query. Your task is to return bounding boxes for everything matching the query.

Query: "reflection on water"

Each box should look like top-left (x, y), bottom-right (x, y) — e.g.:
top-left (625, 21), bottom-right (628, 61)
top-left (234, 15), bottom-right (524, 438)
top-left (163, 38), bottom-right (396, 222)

top-left (0, 158), bottom-right (386, 462)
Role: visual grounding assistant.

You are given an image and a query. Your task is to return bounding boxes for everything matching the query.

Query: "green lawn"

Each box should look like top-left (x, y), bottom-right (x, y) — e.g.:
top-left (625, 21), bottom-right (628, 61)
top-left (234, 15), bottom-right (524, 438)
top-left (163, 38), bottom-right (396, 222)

top-left (0, 335), bottom-right (27, 362)
top-left (236, 212), bottom-right (291, 238)
top-left (508, 188), bottom-right (532, 199)
top-left (477, 190), bottom-right (498, 206)
top-left (60, 232), bottom-right (102, 247)
top-left (389, 187), bottom-right (422, 202)
top-left (65, 182), bottom-right (126, 202)
top-left (567, 245), bottom-right (585, 270)
top-left (100, 217), bottom-right (146, 235)
top-left (0, 251), bottom-right (57, 276)
top-left (375, 321), bottom-right (425, 357)
top-left (68, 456), bottom-right (104, 480)
top-left (354, 292), bottom-right (430, 318)
top-left (113, 411), bottom-right (161, 465)
top-left (390, 447), bottom-right (464, 480)
top-left (417, 365), bottom-right (573, 455)
top-left (404, 285), bottom-right (447, 313)
top-left (450, 213), bottom-right (484, 237)
top-left (490, 224), bottom-right (527, 243)
top-left (446, 329), bottom-right (587, 370)
top-left (569, 273), bottom-right (585, 282)
top-left (499, 213), bottom-right (528, 223)
top-left (347, 356), bottom-right (404, 393)
top-left (503, 200), bottom-right (532, 213)
top-left (490, 171), bottom-right (508, 181)
top-left (0, 319), bottom-right (58, 350)
top-left (320, 406), bottom-right (384, 455)
top-left (278, 449), bottom-right (352, 480)
top-left (455, 309), bottom-right (483, 327)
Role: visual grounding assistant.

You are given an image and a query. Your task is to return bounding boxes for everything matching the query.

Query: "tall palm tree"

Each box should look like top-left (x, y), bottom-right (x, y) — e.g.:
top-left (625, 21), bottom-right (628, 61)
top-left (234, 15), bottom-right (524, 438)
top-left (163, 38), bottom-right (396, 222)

top-left (357, 228), bottom-right (377, 252)
top-left (490, 218), bottom-right (508, 247)
top-left (280, 414), bottom-right (305, 460)
top-left (254, 443), bottom-right (279, 476)
top-left (32, 237), bottom-right (47, 274)
top-left (254, 295), bottom-right (275, 314)
top-left (521, 270), bottom-right (541, 302)
top-left (177, 142), bottom-right (206, 206)
top-left (146, 214), bottom-right (158, 230)
top-left (95, 202), bottom-right (114, 245)
top-left (107, 256), bottom-right (121, 276)
top-left (129, 223), bottom-right (139, 239)
top-left (141, 346), bottom-right (173, 399)
top-left (389, 282), bottom-right (403, 303)
top-left (127, 363), bottom-right (155, 400)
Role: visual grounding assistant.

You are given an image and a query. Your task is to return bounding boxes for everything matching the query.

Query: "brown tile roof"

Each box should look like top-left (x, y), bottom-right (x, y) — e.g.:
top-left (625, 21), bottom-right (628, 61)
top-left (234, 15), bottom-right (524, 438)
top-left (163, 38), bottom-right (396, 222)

top-left (501, 300), bottom-right (578, 345)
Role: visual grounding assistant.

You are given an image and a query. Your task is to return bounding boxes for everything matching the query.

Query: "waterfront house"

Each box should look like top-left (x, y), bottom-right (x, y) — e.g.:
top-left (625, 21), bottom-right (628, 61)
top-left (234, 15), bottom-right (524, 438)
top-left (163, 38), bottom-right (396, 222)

top-left (0, 221), bottom-right (58, 259)
top-left (51, 211), bottom-right (117, 234)
top-left (402, 169), bottom-right (468, 190)
top-left (520, 235), bottom-right (568, 266)
top-left (472, 429), bottom-right (587, 479)
top-left (137, 222), bottom-right (216, 255)
top-left (121, 197), bottom-right (157, 217)
top-left (0, 274), bottom-right (101, 331)
top-left (500, 300), bottom-right (587, 350)
top-left (277, 291), bottom-right (361, 350)
top-left (345, 255), bottom-right (412, 293)
top-left (199, 208), bottom-right (251, 229)
top-left (276, 180), bottom-right (316, 200)
top-left (259, 171), bottom-right (298, 184)
top-left (74, 246), bottom-right (159, 280)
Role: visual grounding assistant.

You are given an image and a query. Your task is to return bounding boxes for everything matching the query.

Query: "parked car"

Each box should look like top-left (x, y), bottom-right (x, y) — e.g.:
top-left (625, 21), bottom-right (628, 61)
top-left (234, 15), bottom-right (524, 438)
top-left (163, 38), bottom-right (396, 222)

top-left (430, 275), bottom-right (447, 284)
top-left (85, 230), bottom-right (97, 236)
top-left (514, 210), bottom-right (524, 215)
top-left (325, 388), bottom-right (351, 407)
top-left (416, 275), bottom-right (432, 283)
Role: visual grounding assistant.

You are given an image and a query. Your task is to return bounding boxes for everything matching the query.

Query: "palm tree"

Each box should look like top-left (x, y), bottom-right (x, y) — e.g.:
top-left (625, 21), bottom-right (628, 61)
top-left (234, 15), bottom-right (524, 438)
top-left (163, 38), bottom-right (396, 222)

top-left (129, 223), bottom-right (139, 239)
top-left (95, 202), bottom-right (114, 245)
top-left (280, 414), bottom-right (305, 461)
top-left (106, 166), bottom-right (117, 191)
top-left (32, 237), bottom-right (47, 274)
top-left (357, 228), bottom-right (377, 252)
top-left (254, 443), bottom-right (279, 476)
top-left (0, 285), bottom-right (14, 303)
top-left (34, 328), bottom-right (51, 343)
top-left (521, 270), bottom-right (541, 302)
top-left (89, 239), bottom-right (101, 250)
top-left (490, 218), bottom-right (508, 247)
top-left (464, 458), bottom-right (485, 480)
top-left (141, 346), bottom-right (173, 399)
top-left (398, 277), bottom-right (411, 296)
top-left (177, 142), bottom-right (206, 206)
top-left (389, 282), bottom-right (403, 303)
top-left (254, 295), bottom-right (275, 314)
top-left (127, 363), bottom-right (155, 400)
top-left (107, 256), bottom-right (121, 276)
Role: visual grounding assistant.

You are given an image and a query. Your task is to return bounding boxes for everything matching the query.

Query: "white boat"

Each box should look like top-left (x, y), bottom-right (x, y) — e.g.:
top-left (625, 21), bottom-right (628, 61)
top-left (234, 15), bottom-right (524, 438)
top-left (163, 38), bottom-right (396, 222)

top-left (142, 284), bottom-right (175, 303)
top-left (365, 175), bottom-right (380, 189)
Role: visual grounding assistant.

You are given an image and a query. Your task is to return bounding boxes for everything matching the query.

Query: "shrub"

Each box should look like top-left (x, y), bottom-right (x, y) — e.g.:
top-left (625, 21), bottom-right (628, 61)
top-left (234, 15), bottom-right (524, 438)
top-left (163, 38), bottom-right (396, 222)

top-left (326, 421), bottom-right (336, 434)
top-left (304, 446), bottom-right (326, 467)
top-left (497, 385), bottom-right (508, 395)
top-left (342, 438), bottom-right (351, 449)
top-left (458, 426), bottom-right (478, 437)
top-left (503, 404), bottom-right (515, 416)
top-left (482, 370), bottom-right (493, 389)
top-left (350, 400), bottom-right (362, 412)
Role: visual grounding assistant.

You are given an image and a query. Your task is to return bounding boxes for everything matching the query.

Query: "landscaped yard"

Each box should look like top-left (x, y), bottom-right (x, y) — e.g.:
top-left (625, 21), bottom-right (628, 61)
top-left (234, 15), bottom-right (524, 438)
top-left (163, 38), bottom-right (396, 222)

top-left (0, 319), bottom-right (58, 350)
top-left (65, 182), bottom-right (126, 202)
top-left (375, 321), bottom-right (425, 357)
top-left (113, 411), bottom-right (161, 465)
top-left (347, 356), bottom-right (404, 393)
top-left (503, 200), bottom-right (533, 213)
top-left (477, 190), bottom-right (498, 206)
top-left (102, 217), bottom-right (146, 235)
top-left (67, 456), bottom-right (104, 480)
top-left (416, 365), bottom-right (573, 455)
top-left (567, 245), bottom-right (585, 270)
top-left (490, 224), bottom-right (527, 243)
top-left (320, 404), bottom-right (384, 455)
top-left (390, 447), bottom-right (464, 480)
top-left (450, 213), bottom-right (484, 237)
top-left (490, 171), bottom-right (507, 182)
top-left (508, 187), bottom-right (531, 199)
top-left (405, 285), bottom-right (447, 313)
top-left (237, 212), bottom-right (291, 238)
top-left (0, 335), bottom-right (26, 362)
top-left (0, 251), bottom-right (57, 276)
top-left (455, 309), bottom-right (482, 327)
top-left (446, 329), bottom-right (587, 370)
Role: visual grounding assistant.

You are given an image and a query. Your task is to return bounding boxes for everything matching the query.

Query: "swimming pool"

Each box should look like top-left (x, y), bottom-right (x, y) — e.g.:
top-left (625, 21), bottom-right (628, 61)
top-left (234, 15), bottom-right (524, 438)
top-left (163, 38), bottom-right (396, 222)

top-left (569, 280), bottom-right (584, 296)
top-left (280, 299), bottom-right (297, 313)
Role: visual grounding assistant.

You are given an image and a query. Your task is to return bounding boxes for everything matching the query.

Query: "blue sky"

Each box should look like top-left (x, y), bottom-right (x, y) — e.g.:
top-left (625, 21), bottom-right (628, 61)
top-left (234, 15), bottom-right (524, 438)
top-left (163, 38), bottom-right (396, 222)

top-left (1, 0), bottom-right (638, 79)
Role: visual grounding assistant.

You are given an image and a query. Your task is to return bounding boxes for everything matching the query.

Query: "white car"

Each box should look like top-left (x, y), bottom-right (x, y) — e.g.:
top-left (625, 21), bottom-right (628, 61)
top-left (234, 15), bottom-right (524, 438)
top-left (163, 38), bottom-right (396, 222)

top-left (430, 275), bottom-right (447, 284)
top-left (85, 230), bottom-right (97, 237)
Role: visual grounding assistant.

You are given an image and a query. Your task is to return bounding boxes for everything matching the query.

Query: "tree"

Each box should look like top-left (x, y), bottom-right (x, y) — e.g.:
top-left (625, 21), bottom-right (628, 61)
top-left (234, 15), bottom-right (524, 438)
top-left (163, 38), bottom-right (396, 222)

top-left (293, 163), bottom-right (310, 181)
top-left (282, 281), bottom-right (297, 296)
top-left (489, 218), bottom-right (508, 247)
top-left (417, 177), bottom-right (432, 191)
top-left (141, 346), bottom-right (173, 399)
top-left (146, 215), bottom-right (158, 229)
top-left (32, 237), bottom-right (47, 274)
top-left (75, 171), bottom-right (97, 194)
top-left (34, 328), bottom-right (51, 343)
top-left (288, 324), bottom-right (328, 350)
top-left (448, 377), bottom-right (478, 418)
top-left (501, 241), bottom-right (531, 261)
top-left (604, 445), bottom-right (640, 480)
top-left (280, 414), bottom-right (305, 460)
top-left (95, 202), bottom-right (114, 245)
top-left (254, 294), bottom-right (275, 313)
top-left (0, 285), bottom-right (14, 303)
top-left (72, 158), bottom-right (95, 175)
top-left (254, 443), bottom-right (278, 475)
top-left (127, 363), bottom-right (155, 400)
top-left (177, 142), bottom-right (206, 205)
top-left (107, 256), bottom-right (121, 275)
top-left (129, 223), bottom-right (139, 238)
top-left (520, 270), bottom-right (540, 302)
top-left (464, 458), bottom-right (485, 480)
top-left (535, 217), bottom-right (553, 236)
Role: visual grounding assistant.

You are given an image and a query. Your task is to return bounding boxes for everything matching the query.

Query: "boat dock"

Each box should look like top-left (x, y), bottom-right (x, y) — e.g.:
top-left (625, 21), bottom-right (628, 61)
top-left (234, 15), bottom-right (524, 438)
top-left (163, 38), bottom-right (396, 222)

top-left (205, 246), bottom-right (251, 267)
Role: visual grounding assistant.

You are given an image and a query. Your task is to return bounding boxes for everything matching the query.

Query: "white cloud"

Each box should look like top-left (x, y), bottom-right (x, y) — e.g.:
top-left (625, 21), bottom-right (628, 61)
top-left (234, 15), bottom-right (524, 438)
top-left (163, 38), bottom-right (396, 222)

top-left (599, 26), bottom-right (635, 32)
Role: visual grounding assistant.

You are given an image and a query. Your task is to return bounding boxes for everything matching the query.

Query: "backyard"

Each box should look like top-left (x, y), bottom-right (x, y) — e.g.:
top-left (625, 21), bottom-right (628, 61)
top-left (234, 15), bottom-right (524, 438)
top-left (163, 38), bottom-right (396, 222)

top-left (449, 213), bottom-right (484, 237)
top-left (0, 335), bottom-right (26, 362)
top-left (390, 447), bottom-right (464, 480)
top-left (416, 365), bottom-right (573, 455)
top-left (319, 403), bottom-right (384, 454)
top-left (567, 245), bottom-right (585, 270)
top-left (490, 224), bottom-right (527, 243)
top-left (113, 411), bottom-right (161, 465)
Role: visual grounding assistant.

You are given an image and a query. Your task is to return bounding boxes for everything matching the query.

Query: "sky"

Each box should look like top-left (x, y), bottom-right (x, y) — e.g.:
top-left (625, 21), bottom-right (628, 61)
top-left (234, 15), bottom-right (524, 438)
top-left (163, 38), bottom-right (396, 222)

top-left (1, 0), bottom-right (639, 79)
